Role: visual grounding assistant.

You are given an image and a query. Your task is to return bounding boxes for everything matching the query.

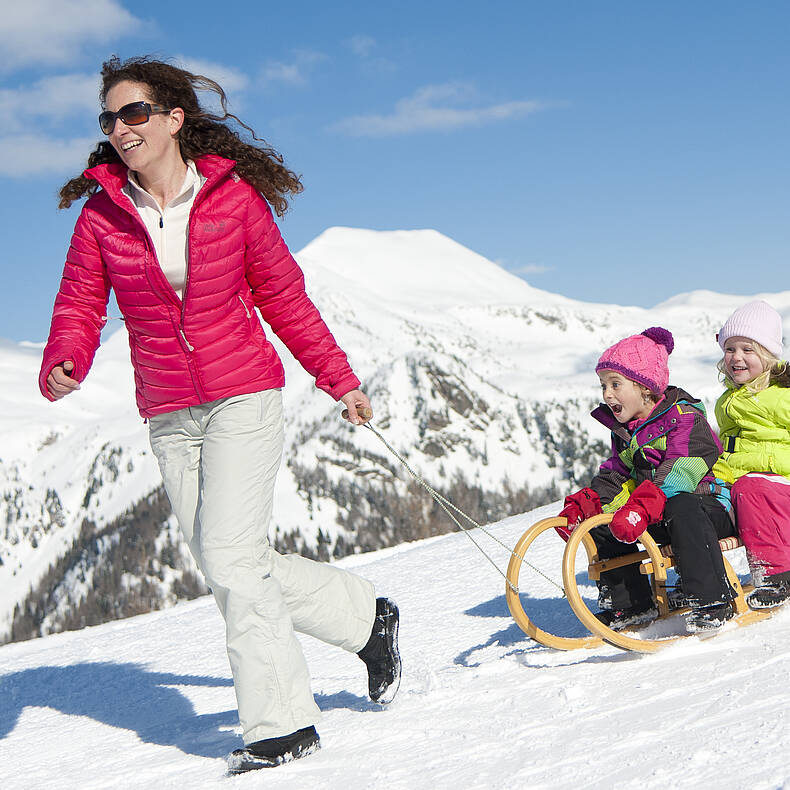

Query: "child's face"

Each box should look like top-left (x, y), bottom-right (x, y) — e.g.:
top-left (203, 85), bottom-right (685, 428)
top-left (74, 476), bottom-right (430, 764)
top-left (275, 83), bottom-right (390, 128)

top-left (598, 370), bottom-right (654, 424)
top-left (722, 336), bottom-right (767, 385)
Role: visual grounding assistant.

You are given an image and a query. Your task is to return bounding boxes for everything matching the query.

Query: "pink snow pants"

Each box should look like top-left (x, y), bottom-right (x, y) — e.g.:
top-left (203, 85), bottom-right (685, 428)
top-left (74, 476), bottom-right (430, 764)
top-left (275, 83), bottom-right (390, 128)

top-left (732, 473), bottom-right (790, 579)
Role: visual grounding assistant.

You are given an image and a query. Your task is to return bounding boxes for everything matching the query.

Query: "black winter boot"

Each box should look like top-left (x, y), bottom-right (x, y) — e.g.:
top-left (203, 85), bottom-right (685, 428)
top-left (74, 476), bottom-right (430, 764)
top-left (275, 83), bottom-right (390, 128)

top-left (358, 597), bottom-right (401, 704)
top-left (747, 571), bottom-right (790, 609)
top-left (594, 601), bottom-right (657, 631)
top-left (596, 582), bottom-right (613, 611)
top-left (227, 726), bottom-right (320, 773)
top-left (667, 573), bottom-right (690, 611)
top-left (685, 602), bottom-right (734, 633)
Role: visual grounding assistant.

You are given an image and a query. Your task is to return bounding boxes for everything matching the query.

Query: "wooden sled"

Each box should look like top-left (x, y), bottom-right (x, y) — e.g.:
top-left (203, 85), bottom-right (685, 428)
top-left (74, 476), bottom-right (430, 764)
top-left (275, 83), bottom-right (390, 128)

top-left (506, 514), bottom-right (774, 653)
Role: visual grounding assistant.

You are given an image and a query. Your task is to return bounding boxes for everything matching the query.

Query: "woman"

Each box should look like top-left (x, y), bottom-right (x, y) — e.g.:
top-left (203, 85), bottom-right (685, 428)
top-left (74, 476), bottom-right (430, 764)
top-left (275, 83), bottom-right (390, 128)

top-left (39, 56), bottom-right (401, 773)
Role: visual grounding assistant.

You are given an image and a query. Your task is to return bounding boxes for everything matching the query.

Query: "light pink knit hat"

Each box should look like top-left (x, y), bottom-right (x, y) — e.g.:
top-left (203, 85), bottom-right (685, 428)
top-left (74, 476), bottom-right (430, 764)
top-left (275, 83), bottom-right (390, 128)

top-left (596, 327), bottom-right (674, 394)
top-left (717, 300), bottom-right (783, 358)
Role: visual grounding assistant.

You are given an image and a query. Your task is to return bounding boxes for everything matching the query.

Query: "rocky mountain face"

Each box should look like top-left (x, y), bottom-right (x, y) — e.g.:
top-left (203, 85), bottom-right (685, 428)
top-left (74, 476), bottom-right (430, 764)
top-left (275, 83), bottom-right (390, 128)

top-left (2, 228), bottom-right (787, 643)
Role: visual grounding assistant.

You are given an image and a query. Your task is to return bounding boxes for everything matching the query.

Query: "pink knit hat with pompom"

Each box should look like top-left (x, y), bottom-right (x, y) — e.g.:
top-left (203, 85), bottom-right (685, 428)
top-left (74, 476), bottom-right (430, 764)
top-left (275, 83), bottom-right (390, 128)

top-left (596, 327), bottom-right (674, 394)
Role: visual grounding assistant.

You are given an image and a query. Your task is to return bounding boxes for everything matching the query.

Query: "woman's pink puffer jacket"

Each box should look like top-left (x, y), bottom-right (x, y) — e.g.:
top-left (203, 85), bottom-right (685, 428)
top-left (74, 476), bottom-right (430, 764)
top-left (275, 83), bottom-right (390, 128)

top-left (39, 154), bottom-right (360, 417)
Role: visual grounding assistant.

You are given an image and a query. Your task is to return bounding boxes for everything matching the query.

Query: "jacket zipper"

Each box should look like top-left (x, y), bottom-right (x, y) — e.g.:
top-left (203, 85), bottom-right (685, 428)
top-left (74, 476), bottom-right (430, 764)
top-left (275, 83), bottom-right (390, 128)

top-left (96, 161), bottom-right (237, 403)
top-left (179, 328), bottom-right (194, 351)
top-left (132, 208), bottom-right (198, 359)
top-left (722, 390), bottom-right (740, 451)
top-left (110, 173), bottom-right (229, 403)
top-left (179, 172), bottom-right (219, 351)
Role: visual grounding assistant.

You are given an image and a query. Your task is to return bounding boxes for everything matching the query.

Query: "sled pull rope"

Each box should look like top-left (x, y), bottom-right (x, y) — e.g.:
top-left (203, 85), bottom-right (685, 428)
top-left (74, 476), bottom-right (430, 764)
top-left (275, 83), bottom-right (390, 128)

top-left (358, 419), bottom-right (564, 596)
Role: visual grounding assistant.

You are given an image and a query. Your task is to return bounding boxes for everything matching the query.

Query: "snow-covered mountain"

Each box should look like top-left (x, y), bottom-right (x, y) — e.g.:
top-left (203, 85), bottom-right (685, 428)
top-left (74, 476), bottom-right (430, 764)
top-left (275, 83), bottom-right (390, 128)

top-left (2, 503), bottom-right (790, 789)
top-left (2, 226), bottom-right (789, 642)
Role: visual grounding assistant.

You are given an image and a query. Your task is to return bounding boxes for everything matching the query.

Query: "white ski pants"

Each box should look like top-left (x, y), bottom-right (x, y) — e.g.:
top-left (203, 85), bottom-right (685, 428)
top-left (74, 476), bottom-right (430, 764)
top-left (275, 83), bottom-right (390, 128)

top-left (148, 389), bottom-right (376, 743)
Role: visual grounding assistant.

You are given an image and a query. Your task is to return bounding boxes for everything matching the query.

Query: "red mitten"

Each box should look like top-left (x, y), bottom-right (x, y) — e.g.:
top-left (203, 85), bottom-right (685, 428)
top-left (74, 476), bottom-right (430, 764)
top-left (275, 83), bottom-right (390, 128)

top-left (609, 480), bottom-right (667, 544)
top-left (556, 487), bottom-right (602, 541)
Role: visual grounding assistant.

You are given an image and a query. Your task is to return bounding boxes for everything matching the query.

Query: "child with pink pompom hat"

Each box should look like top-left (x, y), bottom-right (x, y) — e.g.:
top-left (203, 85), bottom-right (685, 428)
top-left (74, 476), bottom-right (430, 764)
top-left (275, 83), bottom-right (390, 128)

top-left (557, 327), bottom-right (737, 633)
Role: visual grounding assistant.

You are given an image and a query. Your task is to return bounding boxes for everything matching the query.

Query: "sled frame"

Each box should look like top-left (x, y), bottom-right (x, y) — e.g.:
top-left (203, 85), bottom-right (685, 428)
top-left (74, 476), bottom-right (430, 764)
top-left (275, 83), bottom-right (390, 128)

top-left (506, 514), bottom-right (773, 654)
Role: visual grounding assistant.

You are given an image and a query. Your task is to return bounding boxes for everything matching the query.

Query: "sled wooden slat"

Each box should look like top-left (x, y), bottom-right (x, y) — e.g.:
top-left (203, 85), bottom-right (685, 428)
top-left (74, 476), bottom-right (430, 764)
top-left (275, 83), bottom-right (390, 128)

top-left (592, 537), bottom-right (745, 579)
top-left (657, 535), bottom-right (745, 558)
top-left (507, 513), bottom-right (775, 654)
top-left (589, 550), bottom-right (651, 577)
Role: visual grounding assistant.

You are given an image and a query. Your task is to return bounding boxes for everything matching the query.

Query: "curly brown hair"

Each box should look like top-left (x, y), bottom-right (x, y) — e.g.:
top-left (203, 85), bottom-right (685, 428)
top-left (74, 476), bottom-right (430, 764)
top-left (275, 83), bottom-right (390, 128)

top-left (58, 55), bottom-right (303, 215)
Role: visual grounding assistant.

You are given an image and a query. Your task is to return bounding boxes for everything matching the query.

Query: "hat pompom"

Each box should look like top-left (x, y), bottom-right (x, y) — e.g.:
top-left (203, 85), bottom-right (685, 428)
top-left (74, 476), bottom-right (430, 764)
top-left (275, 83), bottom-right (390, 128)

top-left (641, 326), bottom-right (674, 355)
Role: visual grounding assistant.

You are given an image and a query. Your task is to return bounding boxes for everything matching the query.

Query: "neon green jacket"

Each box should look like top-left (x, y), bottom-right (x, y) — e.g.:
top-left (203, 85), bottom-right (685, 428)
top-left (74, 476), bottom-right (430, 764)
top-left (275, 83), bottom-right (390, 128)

top-left (715, 378), bottom-right (790, 482)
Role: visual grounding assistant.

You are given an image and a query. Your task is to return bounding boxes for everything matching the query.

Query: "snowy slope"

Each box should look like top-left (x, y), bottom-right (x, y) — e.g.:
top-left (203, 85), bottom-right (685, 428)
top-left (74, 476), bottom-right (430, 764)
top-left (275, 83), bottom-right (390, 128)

top-left (3, 226), bottom-right (790, 640)
top-left (2, 502), bottom-right (790, 790)
top-left (0, 331), bottom-right (163, 632)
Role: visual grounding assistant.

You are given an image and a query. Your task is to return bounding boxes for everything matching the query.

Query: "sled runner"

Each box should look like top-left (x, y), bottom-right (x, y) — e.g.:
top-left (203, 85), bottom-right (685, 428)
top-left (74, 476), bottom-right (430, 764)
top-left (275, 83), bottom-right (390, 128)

top-left (506, 514), bottom-right (774, 653)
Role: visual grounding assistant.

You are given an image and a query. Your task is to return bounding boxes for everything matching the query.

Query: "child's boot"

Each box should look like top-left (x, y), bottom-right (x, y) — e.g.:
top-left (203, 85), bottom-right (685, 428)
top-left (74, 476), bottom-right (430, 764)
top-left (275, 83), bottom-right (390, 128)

top-left (747, 570), bottom-right (790, 609)
top-left (685, 601), bottom-right (734, 632)
top-left (596, 581), bottom-right (613, 611)
top-left (667, 572), bottom-right (689, 610)
top-left (594, 600), bottom-right (657, 631)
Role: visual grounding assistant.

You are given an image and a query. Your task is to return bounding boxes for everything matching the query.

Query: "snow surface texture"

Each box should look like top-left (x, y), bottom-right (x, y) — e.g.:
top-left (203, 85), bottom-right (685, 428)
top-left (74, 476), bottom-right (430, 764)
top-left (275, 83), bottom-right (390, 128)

top-left (2, 502), bottom-right (790, 789)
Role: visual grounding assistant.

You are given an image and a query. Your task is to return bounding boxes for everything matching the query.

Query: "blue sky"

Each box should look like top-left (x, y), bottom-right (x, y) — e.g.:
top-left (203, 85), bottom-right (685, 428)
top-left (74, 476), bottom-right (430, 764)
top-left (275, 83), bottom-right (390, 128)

top-left (1, 0), bottom-right (788, 342)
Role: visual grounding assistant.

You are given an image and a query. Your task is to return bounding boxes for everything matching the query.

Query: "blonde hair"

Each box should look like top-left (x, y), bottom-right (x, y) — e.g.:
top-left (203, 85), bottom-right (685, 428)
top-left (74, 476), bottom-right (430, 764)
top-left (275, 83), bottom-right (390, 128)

top-left (717, 339), bottom-right (787, 393)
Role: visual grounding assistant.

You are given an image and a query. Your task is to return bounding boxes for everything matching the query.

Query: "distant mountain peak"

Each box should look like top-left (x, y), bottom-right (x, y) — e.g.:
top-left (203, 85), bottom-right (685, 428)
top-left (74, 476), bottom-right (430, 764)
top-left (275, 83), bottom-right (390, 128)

top-left (296, 226), bottom-right (542, 308)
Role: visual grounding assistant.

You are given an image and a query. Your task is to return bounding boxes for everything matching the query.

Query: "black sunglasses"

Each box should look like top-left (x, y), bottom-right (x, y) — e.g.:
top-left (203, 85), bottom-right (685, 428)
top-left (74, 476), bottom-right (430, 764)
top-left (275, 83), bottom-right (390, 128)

top-left (98, 101), bottom-right (171, 135)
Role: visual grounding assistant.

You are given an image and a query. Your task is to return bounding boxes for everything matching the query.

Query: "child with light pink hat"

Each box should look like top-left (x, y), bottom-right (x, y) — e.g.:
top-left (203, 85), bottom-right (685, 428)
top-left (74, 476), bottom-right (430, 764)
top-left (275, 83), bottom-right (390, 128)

top-left (557, 327), bottom-right (737, 632)
top-left (714, 300), bottom-right (790, 609)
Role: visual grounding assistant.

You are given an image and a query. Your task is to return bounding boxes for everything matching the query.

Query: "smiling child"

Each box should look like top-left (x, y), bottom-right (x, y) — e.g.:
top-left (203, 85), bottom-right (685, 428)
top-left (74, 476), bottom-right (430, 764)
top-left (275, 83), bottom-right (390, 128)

top-left (715, 300), bottom-right (790, 608)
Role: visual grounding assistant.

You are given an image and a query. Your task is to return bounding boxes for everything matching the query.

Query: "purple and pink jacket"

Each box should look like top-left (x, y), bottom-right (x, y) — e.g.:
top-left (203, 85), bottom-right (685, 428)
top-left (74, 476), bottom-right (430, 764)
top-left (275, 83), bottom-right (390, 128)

top-left (39, 155), bottom-right (360, 418)
top-left (589, 386), bottom-right (731, 514)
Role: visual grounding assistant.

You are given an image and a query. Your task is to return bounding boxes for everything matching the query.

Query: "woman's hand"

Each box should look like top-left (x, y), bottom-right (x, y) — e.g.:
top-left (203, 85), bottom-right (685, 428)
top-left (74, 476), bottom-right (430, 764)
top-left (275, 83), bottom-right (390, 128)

top-left (340, 389), bottom-right (372, 425)
top-left (46, 361), bottom-right (80, 400)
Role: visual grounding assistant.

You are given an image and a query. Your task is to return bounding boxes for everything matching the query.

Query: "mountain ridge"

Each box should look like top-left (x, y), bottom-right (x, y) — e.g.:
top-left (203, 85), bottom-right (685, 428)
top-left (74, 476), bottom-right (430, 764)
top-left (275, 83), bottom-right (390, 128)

top-left (2, 226), bottom-right (788, 642)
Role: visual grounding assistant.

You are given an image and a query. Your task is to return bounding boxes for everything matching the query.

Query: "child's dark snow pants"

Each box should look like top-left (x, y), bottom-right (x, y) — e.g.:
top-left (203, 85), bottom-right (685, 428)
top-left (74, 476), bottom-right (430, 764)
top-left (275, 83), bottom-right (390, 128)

top-left (590, 492), bottom-right (736, 610)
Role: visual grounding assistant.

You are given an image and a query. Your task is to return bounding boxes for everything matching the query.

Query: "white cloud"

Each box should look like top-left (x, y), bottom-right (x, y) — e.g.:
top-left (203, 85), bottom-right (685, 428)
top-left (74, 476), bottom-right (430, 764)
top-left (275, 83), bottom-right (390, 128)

top-left (261, 62), bottom-right (303, 86)
top-left (0, 59), bottom-right (254, 176)
top-left (0, 74), bottom-right (100, 133)
top-left (258, 50), bottom-right (328, 88)
top-left (332, 82), bottom-right (548, 137)
top-left (348, 35), bottom-right (376, 58)
top-left (0, 1), bottom-right (145, 71)
top-left (172, 56), bottom-right (250, 116)
top-left (345, 35), bottom-right (396, 74)
top-left (174, 57), bottom-right (250, 95)
top-left (0, 134), bottom-right (96, 177)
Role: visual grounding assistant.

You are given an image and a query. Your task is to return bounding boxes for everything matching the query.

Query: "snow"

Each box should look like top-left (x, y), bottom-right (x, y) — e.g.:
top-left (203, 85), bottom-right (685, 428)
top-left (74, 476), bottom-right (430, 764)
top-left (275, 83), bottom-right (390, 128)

top-left (4, 226), bottom-right (790, 787)
top-left (4, 226), bottom-right (790, 638)
top-left (3, 501), bottom-right (790, 789)
top-left (0, 328), bottom-right (162, 633)
top-left (296, 227), bottom-right (552, 310)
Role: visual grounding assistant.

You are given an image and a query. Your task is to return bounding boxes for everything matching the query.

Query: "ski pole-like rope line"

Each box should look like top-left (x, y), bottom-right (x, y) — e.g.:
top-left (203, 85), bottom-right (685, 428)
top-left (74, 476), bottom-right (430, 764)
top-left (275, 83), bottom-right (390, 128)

top-left (360, 420), bottom-right (565, 596)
